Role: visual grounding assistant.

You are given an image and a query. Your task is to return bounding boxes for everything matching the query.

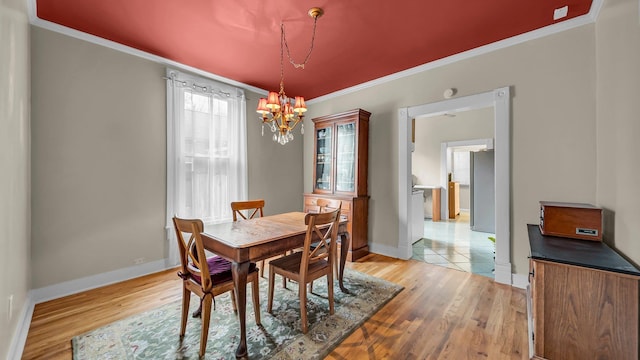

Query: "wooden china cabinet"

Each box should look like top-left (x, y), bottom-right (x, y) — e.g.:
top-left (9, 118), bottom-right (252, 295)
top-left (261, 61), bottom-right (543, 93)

top-left (303, 109), bottom-right (370, 261)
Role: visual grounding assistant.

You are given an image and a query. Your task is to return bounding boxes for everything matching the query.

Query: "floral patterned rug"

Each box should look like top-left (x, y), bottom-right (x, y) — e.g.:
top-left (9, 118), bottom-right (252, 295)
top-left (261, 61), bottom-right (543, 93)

top-left (72, 269), bottom-right (403, 359)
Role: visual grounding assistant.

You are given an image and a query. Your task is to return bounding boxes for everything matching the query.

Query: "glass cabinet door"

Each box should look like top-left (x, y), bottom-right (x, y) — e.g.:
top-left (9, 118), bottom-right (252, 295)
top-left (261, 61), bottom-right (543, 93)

top-left (315, 127), bottom-right (332, 191)
top-left (335, 122), bottom-right (356, 192)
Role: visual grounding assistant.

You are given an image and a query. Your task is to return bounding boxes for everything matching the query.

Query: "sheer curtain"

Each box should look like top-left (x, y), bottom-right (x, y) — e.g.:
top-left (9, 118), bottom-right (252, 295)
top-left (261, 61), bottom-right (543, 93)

top-left (165, 69), bottom-right (247, 266)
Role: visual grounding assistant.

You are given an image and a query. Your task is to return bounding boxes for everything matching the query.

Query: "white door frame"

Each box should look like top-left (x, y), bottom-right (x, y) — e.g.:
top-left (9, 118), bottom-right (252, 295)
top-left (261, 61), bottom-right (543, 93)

top-left (398, 87), bottom-right (512, 284)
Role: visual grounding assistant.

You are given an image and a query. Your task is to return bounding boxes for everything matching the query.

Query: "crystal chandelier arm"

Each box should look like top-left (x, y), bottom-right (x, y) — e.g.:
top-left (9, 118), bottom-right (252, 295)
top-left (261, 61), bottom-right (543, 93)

top-left (288, 117), bottom-right (302, 131)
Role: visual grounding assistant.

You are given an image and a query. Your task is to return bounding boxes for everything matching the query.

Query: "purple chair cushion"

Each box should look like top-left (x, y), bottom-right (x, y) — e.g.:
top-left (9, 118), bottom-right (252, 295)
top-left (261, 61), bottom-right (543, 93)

top-left (191, 256), bottom-right (257, 285)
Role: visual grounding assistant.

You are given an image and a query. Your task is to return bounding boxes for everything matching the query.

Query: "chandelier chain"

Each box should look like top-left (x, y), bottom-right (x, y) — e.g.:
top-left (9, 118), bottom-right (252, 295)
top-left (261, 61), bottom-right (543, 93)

top-left (257, 8), bottom-right (322, 145)
top-left (279, 24), bottom-right (286, 95)
top-left (281, 15), bottom-right (319, 70)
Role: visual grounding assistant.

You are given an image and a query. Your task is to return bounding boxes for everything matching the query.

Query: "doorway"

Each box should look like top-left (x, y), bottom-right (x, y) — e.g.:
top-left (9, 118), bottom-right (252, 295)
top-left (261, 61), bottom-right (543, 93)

top-left (411, 110), bottom-right (496, 278)
top-left (398, 87), bottom-right (512, 285)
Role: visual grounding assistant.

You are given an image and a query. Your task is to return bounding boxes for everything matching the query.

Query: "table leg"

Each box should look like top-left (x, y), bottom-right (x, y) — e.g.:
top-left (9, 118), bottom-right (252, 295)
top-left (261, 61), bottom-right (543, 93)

top-left (339, 232), bottom-right (350, 293)
top-left (232, 261), bottom-right (250, 358)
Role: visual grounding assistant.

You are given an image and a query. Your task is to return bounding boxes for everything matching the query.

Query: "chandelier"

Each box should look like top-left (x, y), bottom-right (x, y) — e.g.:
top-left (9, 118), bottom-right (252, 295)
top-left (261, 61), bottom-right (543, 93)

top-left (257, 7), bottom-right (324, 145)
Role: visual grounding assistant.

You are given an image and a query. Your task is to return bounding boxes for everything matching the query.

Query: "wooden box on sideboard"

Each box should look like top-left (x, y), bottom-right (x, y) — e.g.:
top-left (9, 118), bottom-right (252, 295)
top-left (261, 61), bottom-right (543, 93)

top-left (539, 201), bottom-right (603, 241)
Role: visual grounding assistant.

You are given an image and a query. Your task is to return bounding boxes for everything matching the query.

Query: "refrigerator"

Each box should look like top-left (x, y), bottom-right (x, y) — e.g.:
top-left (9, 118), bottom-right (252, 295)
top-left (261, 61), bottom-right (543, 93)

top-left (470, 150), bottom-right (495, 233)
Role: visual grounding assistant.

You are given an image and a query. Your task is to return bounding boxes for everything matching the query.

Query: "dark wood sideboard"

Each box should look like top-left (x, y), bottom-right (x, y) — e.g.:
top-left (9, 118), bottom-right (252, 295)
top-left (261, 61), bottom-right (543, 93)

top-left (527, 224), bottom-right (640, 359)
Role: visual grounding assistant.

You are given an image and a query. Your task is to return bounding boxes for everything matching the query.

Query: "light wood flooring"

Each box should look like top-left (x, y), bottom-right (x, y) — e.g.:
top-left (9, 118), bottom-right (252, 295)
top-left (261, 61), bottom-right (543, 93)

top-left (22, 254), bottom-right (528, 359)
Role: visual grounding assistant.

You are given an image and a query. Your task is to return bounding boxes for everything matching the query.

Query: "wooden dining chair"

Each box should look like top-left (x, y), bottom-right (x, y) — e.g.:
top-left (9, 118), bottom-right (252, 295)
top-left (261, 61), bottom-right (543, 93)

top-left (231, 199), bottom-right (290, 279)
top-left (231, 199), bottom-right (267, 276)
top-left (173, 216), bottom-right (261, 358)
top-left (267, 208), bottom-right (341, 333)
top-left (309, 199), bottom-right (343, 292)
top-left (231, 199), bottom-right (265, 222)
top-left (315, 198), bottom-right (341, 213)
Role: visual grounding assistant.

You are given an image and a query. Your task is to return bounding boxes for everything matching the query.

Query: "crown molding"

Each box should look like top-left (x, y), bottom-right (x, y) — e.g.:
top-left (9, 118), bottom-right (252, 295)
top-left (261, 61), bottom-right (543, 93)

top-left (310, 0), bottom-right (603, 104)
top-left (27, 0), bottom-right (267, 96)
top-left (27, 0), bottom-right (602, 102)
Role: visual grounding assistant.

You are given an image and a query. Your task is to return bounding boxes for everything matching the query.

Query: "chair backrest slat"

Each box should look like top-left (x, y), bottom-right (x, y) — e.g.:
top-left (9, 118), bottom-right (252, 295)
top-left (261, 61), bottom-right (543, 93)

top-left (172, 217), bottom-right (212, 291)
top-left (316, 198), bottom-right (342, 214)
top-left (301, 206), bottom-right (341, 274)
top-left (231, 199), bottom-right (265, 221)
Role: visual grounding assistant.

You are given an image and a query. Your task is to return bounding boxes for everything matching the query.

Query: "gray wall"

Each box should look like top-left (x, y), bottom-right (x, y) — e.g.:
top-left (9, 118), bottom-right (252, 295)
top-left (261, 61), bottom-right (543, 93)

top-left (245, 93), bottom-right (305, 217)
top-left (303, 23), bottom-right (598, 274)
top-left (595, 0), bottom-right (640, 266)
top-left (1, 0), bottom-right (30, 357)
top-left (31, 28), bottom-right (167, 287)
top-left (30, 27), bottom-right (303, 288)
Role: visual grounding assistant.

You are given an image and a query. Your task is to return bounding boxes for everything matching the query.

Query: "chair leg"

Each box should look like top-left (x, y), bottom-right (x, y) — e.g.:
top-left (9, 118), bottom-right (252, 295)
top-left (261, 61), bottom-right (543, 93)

top-left (251, 272), bottom-right (261, 325)
top-left (334, 240), bottom-right (340, 277)
top-left (259, 260), bottom-right (265, 278)
top-left (280, 252), bottom-right (287, 288)
top-left (300, 280), bottom-right (308, 334)
top-left (328, 272), bottom-right (334, 315)
top-left (192, 299), bottom-right (202, 318)
top-left (199, 294), bottom-right (213, 358)
top-left (180, 287), bottom-right (190, 337)
top-left (267, 266), bottom-right (275, 313)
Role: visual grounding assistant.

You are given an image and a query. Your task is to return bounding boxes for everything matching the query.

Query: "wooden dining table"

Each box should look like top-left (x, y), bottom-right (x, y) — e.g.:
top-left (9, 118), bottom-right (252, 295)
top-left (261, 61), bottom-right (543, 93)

top-left (201, 211), bottom-right (350, 358)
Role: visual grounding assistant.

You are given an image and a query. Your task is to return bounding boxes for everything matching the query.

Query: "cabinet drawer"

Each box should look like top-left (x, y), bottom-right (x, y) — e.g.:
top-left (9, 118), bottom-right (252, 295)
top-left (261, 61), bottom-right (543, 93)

top-left (304, 196), bottom-right (352, 212)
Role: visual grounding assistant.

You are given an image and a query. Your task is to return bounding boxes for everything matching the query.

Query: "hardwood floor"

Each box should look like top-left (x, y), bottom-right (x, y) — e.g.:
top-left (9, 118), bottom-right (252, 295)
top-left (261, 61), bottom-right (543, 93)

top-left (22, 254), bottom-right (528, 359)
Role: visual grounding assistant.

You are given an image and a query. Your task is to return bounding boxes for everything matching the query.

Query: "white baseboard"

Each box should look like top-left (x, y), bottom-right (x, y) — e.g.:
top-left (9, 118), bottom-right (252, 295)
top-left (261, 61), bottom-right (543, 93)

top-left (31, 258), bottom-right (171, 304)
top-left (511, 273), bottom-right (530, 289)
top-left (7, 294), bottom-right (35, 360)
top-left (493, 262), bottom-right (512, 285)
top-left (368, 243), bottom-right (403, 259)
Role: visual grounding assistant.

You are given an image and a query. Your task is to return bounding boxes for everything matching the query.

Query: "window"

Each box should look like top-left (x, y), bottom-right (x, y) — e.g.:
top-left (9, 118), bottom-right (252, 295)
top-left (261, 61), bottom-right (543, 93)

top-left (451, 151), bottom-right (470, 185)
top-left (166, 69), bottom-right (247, 264)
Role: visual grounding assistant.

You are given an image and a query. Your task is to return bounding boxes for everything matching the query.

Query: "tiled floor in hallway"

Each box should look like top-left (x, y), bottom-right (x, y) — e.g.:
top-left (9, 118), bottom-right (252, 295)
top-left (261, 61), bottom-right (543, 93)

top-left (412, 211), bottom-right (496, 278)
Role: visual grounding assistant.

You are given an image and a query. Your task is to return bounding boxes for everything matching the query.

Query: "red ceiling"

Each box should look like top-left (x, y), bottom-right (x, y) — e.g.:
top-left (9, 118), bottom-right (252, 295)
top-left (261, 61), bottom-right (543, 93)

top-left (35, 0), bottom-right (593, 100)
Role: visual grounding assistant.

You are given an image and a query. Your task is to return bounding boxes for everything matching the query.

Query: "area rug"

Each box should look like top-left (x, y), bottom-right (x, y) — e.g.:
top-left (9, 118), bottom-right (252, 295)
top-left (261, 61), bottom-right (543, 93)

top-left (72, 269), bottom-right (403, 359)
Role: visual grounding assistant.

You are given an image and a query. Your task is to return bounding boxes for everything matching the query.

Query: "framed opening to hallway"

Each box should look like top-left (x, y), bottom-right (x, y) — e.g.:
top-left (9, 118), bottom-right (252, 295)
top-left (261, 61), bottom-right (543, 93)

top-left (398, 87), bottom-right (512, 285)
